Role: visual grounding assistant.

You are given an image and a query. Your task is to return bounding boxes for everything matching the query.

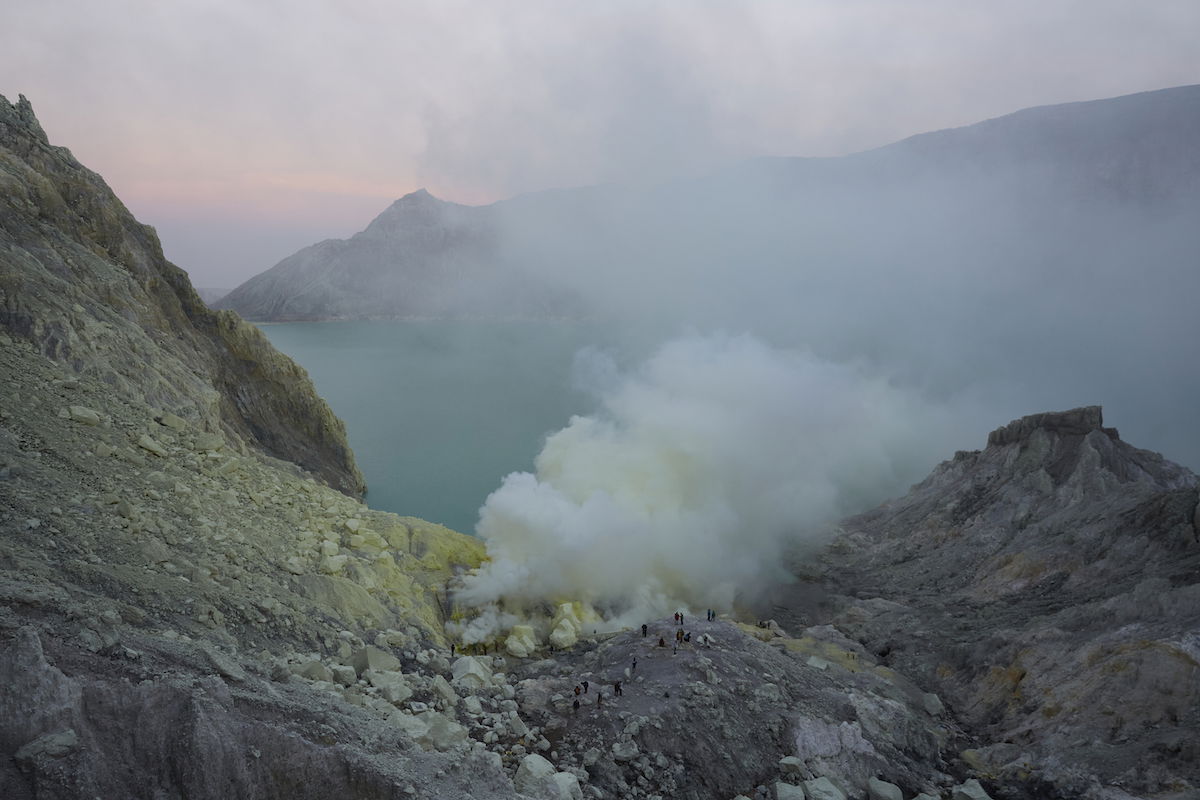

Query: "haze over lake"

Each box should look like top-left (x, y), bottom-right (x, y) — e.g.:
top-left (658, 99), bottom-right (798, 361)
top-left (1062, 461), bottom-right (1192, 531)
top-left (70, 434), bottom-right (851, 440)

top-left (262, 320), bottom-right (647, 533)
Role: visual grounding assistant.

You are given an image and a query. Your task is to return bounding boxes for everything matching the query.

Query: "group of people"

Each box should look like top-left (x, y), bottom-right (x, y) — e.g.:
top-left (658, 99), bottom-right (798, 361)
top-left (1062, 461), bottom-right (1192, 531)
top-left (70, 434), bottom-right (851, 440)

top-left (571, 677), bottom-right (622, 711)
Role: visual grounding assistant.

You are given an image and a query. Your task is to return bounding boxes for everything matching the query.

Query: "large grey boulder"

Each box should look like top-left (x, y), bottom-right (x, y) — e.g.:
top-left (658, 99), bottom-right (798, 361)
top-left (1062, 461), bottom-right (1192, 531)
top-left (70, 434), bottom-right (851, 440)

top-left (803, 777), bottom-right (847, 800)
top-left (348, 645), bottom-right (400, 676)
top-left (775, 781), bottom-right (807, 800)
top-left (951, 779), bottom-right (993, 800)
top-left (516, 753), bottom-right (584, 799)
top-left (451, 655), bottom-right (493, 688)
top-left (868, 777), bottom-right (904, 800)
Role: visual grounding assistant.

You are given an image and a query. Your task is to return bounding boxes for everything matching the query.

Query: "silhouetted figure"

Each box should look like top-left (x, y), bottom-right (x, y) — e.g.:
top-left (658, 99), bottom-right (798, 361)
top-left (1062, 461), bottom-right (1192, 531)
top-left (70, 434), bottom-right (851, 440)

top-left (596, 692), bottom-right (603, 707)
top-left (582, 680), bottom-right (589, 694)
top-left (658, 637), bottom-right (666, 647)
top-left (573, 698), bottom-right (580, 712)
top-left (632, 658), bottom-right (637, 672)
top-left (641, 623), bottom-right (648, 637)
top-left (574, 685), bottom-right (581, 696)
top-left (614, 680), bottom-right (622, 696)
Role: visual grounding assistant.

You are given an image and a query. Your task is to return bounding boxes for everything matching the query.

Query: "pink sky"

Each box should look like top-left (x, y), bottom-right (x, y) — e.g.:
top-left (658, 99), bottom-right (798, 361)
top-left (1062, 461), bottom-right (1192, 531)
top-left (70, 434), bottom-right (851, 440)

top-left (4, 0), bottom-right (1198, 287)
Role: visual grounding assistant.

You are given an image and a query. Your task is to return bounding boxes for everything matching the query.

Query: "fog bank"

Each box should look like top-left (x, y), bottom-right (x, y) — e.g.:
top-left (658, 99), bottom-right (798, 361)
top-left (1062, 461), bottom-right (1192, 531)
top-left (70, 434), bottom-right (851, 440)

top-left (455, 333), bottom-right (983, 627)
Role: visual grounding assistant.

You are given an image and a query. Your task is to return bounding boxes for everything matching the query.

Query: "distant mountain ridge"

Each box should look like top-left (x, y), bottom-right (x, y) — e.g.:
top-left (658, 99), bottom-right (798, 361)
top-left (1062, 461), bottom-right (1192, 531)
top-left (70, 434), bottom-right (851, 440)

top-left (217, 188), bottom-right (578, 321)
top-left (219, 84), bottom-right (1200, 323)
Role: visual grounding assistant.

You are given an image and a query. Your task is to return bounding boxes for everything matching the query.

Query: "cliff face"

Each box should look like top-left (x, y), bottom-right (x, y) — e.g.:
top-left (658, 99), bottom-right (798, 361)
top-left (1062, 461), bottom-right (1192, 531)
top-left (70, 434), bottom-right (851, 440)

top-left (0, 95), bottom-right (363, 495)
top-left (783, 407), bottom-right (1200, 798)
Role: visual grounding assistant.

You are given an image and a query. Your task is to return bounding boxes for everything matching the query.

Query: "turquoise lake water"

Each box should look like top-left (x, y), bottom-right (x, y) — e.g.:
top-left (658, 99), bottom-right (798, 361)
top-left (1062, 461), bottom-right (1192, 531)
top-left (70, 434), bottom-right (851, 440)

top-left (261, 320), bottom-right (644, 534)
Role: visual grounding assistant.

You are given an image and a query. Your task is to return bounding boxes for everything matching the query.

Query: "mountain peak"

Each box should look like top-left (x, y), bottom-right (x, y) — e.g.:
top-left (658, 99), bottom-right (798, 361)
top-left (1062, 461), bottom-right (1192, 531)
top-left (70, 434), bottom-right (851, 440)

top-left (986, 405), bottom-right (1115, 448)
top-left (0, 93), bottom-right (50, 144)
top-left (401, 187), bottom-right (436, 201)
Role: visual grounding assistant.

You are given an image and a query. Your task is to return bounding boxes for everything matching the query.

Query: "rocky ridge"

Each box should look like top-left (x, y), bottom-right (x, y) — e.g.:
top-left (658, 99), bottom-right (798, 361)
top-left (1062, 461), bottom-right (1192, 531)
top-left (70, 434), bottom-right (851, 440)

top-left (780, 406), bottom-right (1200, 798)
top-left (0, 94), bottom-right (363, 495)
top-left (219, 84), bottom-right (1200, 324)
top-left (216, 188), bottom-right (579, 322)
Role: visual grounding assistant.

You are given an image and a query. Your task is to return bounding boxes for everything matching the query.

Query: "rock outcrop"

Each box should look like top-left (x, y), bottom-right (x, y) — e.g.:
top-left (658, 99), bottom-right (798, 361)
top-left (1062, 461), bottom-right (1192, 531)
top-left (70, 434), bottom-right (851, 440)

top-left (0, 94), bottom-right (363, 495)
top-left (783, 406), bottom-right (1200, 798)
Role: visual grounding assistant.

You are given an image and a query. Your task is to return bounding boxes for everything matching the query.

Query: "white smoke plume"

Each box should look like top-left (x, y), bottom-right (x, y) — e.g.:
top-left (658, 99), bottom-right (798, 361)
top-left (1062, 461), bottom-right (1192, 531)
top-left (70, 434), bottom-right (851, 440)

top-left (455, 332), bottom-right (976, 628)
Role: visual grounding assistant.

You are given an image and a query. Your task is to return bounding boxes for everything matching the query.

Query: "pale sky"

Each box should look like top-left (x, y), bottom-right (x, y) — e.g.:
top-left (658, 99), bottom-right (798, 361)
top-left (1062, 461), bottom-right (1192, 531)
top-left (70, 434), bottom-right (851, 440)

top-left (4, 1), bottom-right (1198, 287)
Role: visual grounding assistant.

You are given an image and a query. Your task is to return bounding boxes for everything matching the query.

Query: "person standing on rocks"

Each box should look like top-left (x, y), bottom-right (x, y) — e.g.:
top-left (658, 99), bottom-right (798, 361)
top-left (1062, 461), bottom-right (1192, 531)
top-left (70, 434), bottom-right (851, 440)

top-left (574, 684), bottom-right (582, 696)
top-left (641, 623), bottom-right (648, 637)
top-left (658, 636), bottom-right (666, 647)
top-left (582, 680), bottom-right (589, 694)
top-left (614, 680), bottom-right (622, 696)
top-left (631, 658), bottom-right (637, 672)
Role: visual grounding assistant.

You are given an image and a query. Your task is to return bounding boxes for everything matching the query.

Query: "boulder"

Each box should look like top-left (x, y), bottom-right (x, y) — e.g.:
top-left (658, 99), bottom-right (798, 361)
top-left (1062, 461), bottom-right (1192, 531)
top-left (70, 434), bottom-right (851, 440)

top-left (451, 655), bottom-right (492, 688)
top-left (15, 728), bottom-right (79, 761)
top-left (611, 740), bottom-right (639, 762)
top-left (431, 674), bottom-right (458, 705)
top-left (868, 777), bottom-right (903, 800)
top-left (390, 711), bottom-right (429, 741)
top-left (551, 771), bottom-right (584, 800)
top-left (951, 779), bottom-right (993, 800)
top-left (775, 781), bottom-right (807, 800)
top-left (779, 756), bottom-right (805, 775)
top-left (349, 645), bottom-right (401, 676)
top-left (803, 778), bottom-right (846, 800)
top-left (68, 405), bottom-right (101, 425)
top-left (192, 432), bottom-right (224, 452)
top-left (549, 618), bottom-right (579, 649)
top-left (505, 625), bottom-right (539, 658)
top-left (514, 753), bottom-right (557, 794)
top-left (922, 693), bottom-right (944, 716)
top-left (330, 665), bottom-right (357, 687)
top-left (549, 602), bottom-right (584, 649)
top-left (416, 711), bottom-right (468, 751)
top-left (290, 660), bottom-right (333, 683)
top-left (157, 412), bottom-right (188, 431)
top-left (136, 434), bottom-right (168, 457)
top-left (365, 670), bottom-right (413, 704)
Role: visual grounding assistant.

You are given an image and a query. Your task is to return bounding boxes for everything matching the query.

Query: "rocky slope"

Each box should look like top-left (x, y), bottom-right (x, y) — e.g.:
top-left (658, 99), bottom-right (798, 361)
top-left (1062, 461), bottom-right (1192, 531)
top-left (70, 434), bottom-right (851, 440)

top-left (778, 407), bottom-right (1200, 799)
top-left (0, 95), bottom-right (363, 495)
